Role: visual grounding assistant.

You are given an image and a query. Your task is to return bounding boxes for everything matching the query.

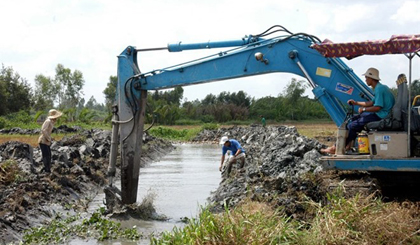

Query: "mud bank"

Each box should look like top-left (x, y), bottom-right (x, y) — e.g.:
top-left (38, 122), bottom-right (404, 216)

top-left (0, 128), bottom-right (174, 244)
top-left (193, 125), bottom-right (378, 216)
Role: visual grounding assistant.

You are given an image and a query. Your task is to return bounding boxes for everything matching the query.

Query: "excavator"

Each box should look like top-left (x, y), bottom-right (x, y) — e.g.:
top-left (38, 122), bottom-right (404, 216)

top-left (108, 25), bottom-right (420, 204)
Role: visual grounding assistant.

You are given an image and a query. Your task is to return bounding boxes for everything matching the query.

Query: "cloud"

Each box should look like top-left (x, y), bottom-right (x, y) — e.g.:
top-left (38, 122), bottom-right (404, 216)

top-left (391, 0), bottom-right (420, 24)
top-left (0, 0), bottom-right (419, 105)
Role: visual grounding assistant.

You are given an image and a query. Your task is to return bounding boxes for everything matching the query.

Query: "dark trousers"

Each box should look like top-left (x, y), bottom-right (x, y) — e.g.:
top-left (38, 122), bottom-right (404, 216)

top-left (346, 113), bottom-right (381, 146)
top-left (39, 143), bottom-right (52, 172)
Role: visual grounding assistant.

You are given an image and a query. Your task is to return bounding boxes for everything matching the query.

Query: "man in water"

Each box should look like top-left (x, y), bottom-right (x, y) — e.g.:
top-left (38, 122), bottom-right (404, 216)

top-left (219, 136), bottom-right (246, 176)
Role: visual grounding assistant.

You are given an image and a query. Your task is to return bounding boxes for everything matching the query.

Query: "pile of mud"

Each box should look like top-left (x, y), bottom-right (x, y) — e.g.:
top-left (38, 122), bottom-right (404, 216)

top-left (193, 125), bottom-right (378, 216)
top-left (0, 128), bottom-right (174, 244)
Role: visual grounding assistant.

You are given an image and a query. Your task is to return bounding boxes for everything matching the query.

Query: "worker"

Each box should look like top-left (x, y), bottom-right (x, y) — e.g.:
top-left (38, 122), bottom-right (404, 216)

top-left (38, 109), bottom-right (63, 173)
top-left (260, 115), bottom-right (266, 127)
top-left (219, 136), bottom-right (246, 176)
top-left (322, 67), bottom-right (395, 154)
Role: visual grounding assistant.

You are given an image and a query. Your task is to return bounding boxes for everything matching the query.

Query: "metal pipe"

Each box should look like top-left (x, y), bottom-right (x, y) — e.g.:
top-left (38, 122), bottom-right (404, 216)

top-left (288, 50), bottom-right (316, 88)
top-left (167, 38), bottom-right (259, 52)
top-left (407, 53), bottom-right (414, 157)
top-left (107, 105), bottom-right (119, 186)
top-left (136, 47), bottom-right (168, 52)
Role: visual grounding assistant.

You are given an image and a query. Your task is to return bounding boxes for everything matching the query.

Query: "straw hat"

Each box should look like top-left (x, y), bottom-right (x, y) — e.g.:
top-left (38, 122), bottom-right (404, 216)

top-left (48, 109), bottom-right (63, 119)
top-left (362, 67), bottom-right (381, 81)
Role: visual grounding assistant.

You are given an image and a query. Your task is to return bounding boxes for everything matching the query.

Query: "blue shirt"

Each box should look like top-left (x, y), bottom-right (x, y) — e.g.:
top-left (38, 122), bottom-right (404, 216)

top-left (222, 139), bottom-right (245, 156)
top-left (373, 83), bottom-right (395, 119)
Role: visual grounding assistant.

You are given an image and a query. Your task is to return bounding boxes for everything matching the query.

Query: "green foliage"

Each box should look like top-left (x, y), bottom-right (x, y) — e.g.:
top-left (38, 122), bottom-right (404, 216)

top-left (223, 120), bottom-right (252, 125)
top-left (55, 64), bottom-right (85, 110)
top-left (103, 75), bottom-right (118, 112)
top-left (33, 74), bottom-right (56, 111)
top-left (148, 126), bottom-right (201, 141)
top-left (78, 107), bottom-right (96, 124)
top-left (33, 110), bottom-right (44, 123)
top-left (0, 117), bottom-right (7, 129)
top-left (0, 65), bottom-right (32, 116)
top-left (152, 189), bottom-right (420, 245)
top-left (201, 123), bottom-right (219, 130)
top-left (151, 204), bottom-right (297, 245)
top-left (149, 126), bottom-right (189, 140)
top-left (22, 207), bottom-right (141, 244)
top-left (200, 114), bottom-right (215, 123)
top-left (2, 111), bottom-right (39, 129)
top-left (174, 119), bottom-right (202, 125)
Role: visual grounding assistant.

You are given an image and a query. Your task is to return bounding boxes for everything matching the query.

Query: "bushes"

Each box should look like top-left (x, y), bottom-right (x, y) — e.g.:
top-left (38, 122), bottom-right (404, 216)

top-left (148, 124), bottom-right (219, 141)
top-left (1, 111), bottom-right (39, 129)
top-left (0, 117), bottom-right (6, 129)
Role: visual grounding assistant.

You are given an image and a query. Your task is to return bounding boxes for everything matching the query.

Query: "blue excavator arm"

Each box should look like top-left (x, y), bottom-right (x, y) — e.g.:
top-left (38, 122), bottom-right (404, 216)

top-left (113, 33), bottom-right (375, 204)
top-left (121, 34), bottom-right (373, 126)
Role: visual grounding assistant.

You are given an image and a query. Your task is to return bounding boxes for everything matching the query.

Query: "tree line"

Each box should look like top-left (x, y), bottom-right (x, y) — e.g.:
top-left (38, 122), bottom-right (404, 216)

top-left (3, 63), bottom-right (416, 128)
top-left (103, 77), bottom-right (332, 125)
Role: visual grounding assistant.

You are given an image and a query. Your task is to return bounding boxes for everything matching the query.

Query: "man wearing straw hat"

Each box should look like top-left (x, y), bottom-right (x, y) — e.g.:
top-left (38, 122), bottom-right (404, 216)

top-left (322, 67), bottom-right (395, 154)
top-left (38, 109), bottom-right (63, 173)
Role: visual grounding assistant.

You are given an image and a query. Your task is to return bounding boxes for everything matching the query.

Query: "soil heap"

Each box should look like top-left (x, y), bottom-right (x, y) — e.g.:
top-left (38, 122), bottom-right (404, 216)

top-left (193, 125), bottom-right (376, 215)
top-left (0, 127), bottom-right (174, 244)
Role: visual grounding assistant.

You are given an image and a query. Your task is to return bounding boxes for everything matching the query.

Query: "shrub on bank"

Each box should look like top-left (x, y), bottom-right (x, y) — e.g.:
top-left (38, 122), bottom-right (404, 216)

top-left (148, 124), bottom-right (219, 141)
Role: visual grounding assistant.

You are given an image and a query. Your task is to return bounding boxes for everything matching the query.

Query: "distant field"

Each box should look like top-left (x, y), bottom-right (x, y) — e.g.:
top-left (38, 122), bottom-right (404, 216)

top-left (0, 134), bottom-right (67, 147)
top-left (0, 121), bottom-right (337, 147)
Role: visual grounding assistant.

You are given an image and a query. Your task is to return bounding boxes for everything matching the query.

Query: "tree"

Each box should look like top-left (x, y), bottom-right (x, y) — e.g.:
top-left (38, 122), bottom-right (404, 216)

top-left (201, 94), bottom-right (217, 105)
top-left (103, 75), bottom-right (117, 111)
top-left (54, 64), bottom-right (85, 110)
top-left (249, 96), bottom-right (279, 120)
top-left (33, 74), bottom-right (56, 111)
top-left (0, 65), bottom-right (32, 116)
top-left (282, 78), bottom-right (307, 120)
top-left (152, 86), bottom-right (184, 105)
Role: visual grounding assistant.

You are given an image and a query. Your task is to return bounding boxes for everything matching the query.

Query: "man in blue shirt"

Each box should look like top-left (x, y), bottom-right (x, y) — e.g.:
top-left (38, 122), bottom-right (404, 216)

top-left (219, 136), bottom-right (246, 176)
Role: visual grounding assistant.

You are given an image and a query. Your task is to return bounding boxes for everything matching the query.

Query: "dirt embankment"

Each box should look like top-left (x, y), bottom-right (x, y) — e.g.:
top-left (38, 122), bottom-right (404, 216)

top-left (0, 127), bottom-right (174, 244)
top-left (193, 125), bottom-right (379, 216)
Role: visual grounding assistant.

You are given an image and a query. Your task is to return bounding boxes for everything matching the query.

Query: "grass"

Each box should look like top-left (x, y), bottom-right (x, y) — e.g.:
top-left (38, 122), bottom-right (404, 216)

top-left (151, 189), bottom-right (420, 245)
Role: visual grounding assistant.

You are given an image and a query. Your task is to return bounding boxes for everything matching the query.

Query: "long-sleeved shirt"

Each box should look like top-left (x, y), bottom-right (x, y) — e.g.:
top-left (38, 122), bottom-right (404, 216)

top-left (38, 118), bottom-right (55, 146)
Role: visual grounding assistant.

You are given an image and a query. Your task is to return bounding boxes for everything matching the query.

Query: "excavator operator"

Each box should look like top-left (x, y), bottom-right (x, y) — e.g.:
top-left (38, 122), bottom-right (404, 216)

top-left (322, 67), bottom-right (395, 154)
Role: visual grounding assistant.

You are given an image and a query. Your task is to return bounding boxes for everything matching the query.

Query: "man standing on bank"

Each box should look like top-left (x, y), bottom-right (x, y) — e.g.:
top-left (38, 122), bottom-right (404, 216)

top-left (38, 109), bottom-right (63, 173)
top-left (219, 136), bottom-right (246, 176)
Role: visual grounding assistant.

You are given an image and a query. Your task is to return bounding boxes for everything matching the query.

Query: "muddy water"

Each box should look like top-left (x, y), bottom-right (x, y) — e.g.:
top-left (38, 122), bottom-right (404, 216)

top-left (77, 143), bottom-right (221, 244)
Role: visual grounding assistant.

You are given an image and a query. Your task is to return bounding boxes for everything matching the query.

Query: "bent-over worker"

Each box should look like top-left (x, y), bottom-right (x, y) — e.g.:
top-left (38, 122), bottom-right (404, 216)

top-left (219, 136), bottom-right (246, 176)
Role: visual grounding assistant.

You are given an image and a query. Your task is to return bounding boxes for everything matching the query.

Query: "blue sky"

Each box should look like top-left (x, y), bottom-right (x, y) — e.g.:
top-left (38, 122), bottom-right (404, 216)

top-left (1, 0), bottom-right (419, 104)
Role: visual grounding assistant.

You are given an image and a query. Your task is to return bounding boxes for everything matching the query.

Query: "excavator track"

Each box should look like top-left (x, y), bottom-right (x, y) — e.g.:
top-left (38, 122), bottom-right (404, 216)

top-left (319, 170), bottom-right (420, 202)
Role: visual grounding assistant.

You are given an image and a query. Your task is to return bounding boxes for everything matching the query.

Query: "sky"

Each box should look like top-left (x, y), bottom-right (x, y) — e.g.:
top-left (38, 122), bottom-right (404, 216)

top-left (1, 0), bottom-right (420, 105)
